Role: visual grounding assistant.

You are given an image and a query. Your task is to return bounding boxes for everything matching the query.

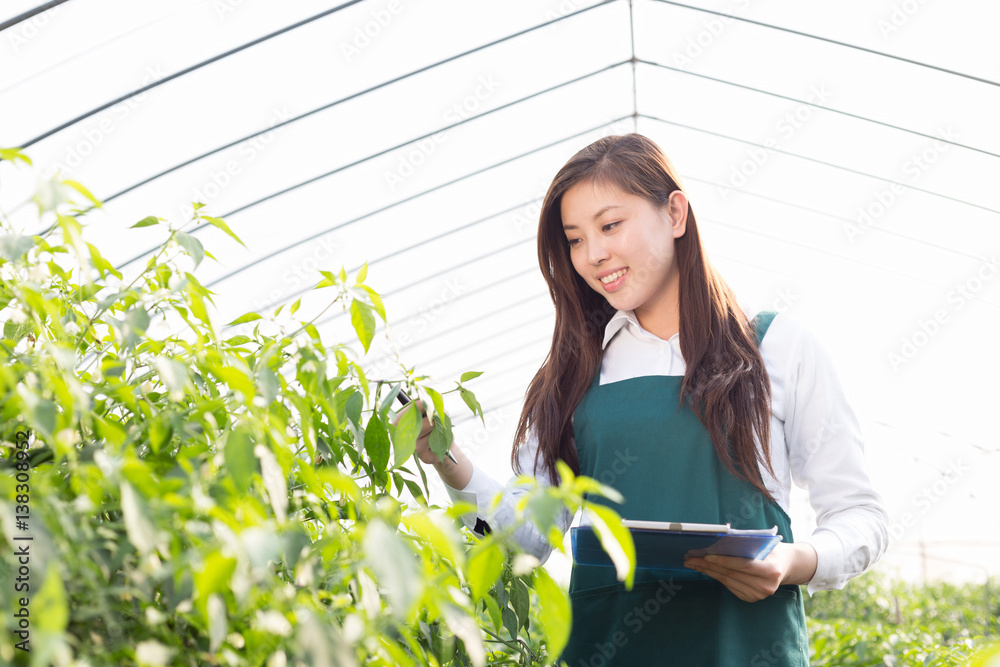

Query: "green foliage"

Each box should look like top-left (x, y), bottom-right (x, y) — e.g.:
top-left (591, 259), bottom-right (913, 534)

top-left (0, 156), bottom-right (636, 666)
top-left (804, 570), bottom-right (999, 665)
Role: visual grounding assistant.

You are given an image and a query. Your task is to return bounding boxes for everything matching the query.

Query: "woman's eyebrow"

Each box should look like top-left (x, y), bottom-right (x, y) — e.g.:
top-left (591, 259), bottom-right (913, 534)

top-left (591, 204), bottom-right (625, 220)
top-left (563, 204), bottom-right (626, 230)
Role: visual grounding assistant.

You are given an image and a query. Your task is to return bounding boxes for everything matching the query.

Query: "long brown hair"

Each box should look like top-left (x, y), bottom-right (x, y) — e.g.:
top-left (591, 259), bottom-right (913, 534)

top-left (512, 133), bottom-right (777, 502)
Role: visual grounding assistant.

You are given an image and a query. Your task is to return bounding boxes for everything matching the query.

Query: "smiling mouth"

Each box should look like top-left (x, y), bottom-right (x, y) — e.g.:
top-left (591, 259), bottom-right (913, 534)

top-left (600, 268), bottom-right (628, 284)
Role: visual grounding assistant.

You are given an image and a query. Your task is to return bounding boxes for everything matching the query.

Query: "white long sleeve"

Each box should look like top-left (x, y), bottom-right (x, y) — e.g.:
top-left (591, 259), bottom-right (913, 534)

top-left (776, 313), bottom-right (890, 594)
top-left (442, 430), bottom-right (574, 564)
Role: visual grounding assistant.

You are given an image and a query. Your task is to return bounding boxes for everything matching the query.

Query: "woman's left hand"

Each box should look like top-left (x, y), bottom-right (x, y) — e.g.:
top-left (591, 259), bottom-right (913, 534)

top-left (683, 542), bottom-right (818, 602)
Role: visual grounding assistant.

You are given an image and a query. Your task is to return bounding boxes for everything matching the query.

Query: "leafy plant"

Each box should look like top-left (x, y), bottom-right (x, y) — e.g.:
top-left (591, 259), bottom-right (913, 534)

top-left (0, 148), bottom-right (635, 667)
top-left (804, 570), bottom-right (998, 666)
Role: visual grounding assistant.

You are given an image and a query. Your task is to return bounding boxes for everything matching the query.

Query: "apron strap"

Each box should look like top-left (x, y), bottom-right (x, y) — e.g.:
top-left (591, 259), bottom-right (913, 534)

top-left (749, 310), bottom-right (779, 348)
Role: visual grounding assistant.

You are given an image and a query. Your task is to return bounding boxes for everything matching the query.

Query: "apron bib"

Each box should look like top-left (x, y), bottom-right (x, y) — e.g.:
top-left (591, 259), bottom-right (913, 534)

top-left (558, 311), bottom-right (809, 666)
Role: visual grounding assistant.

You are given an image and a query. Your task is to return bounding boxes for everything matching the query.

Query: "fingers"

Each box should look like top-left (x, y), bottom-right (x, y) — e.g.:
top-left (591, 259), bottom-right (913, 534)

top-left (693, 554), bottom-right (753, 571)
top-left (690, 566), bottom-right (767, 601)
top-left (709, 573), bottom-right (763, 602)
top-left (687, 555), bottom-right (779, 581)
top-left (684, 556), bottom-right (780, 602)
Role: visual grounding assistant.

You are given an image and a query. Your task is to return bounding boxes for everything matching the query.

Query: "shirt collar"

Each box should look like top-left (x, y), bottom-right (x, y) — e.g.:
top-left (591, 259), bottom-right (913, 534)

top-left (601, 301), bottom-right (755, 350)
top-left (602, 309), bottom-right (677, 349)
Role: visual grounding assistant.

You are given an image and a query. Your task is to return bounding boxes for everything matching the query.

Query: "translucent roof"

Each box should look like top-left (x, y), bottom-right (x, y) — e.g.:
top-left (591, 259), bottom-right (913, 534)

top-left (3, 0), bottom-right (998, 585)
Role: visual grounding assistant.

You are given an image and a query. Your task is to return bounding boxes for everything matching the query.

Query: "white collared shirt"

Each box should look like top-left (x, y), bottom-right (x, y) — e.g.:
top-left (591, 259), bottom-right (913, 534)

top-left (444, 304), bottom-right (889, 594)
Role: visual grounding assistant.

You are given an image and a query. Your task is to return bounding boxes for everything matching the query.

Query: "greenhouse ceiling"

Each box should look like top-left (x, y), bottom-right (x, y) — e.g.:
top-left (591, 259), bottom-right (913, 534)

top-left (2, 0), bottom-right (998, 583)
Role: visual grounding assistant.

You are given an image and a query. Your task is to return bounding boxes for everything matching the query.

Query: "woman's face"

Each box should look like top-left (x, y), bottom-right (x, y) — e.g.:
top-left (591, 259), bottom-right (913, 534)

top-left (560, 179), bottom-right (687, 324)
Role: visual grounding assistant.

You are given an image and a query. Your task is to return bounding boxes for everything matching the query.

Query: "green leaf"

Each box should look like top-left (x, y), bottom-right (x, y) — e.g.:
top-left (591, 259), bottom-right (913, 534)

top-left (442, 603), bottom-right (485, 665)
top-left (524, 488), bottom-right (565, 542)
top-left (289, 297), bottom-right (301, 317)
top-left (391, 403), bottom-right (420, 467)
top-left (194, 551), bottom-right (237, 617)
top-left (256, 444), bottom-right (288, 520)
top-left (226, 312), bottom-right (263, 326)
top-left (510, 576), bottom-right (530, 631)
top-left (256, 366), bottom-right (279, 405)
top-left (0, 234), bottom-right (34, 261)
top-left (424, 386), bottom-right (446, 423)
top-left (501, 605), bottom-right (518, 640)
top-left (404, 479), bottom-right (425, 505)
top-left (467, 544), bottom-right (504, 601)
top-left (63, 178), bottom-right (102, 208)
top-left (207, 594), bottom-right (227, 653)
top-left (350, 299), bottom-right (375, 353)
top-left (202, 215), bottom-right (246, 247)
top-left (355, 261), bottom-right (368, 284)
top-left (148, 416), bottom-right (172, 454)
top-left (423, 387), bottom-right (453, 462)
top-left (225, 428), bottom-right (256, 492)
top-left (401, 512), bottom-right (464, 568)
top-left (115, 306), bottom-right (150, 350)
top-left (130, 216), bottom-right (160, 228)
top-left (344, 391), bottom-right (363, 427)
top-left (95, 416), bottom-right (127, 447)
top-left (33, 565), bottom-right (68, 633)
top-left (574, 476), bottom-right (625, 505)
top-left (87, 242), bottom-right (122, 280)
top-left (0, 147), bottom-right (32, 165)
top-left (363, 520), bottom-right (423, 622)
top-left (483, 594), bottom-right (502, 633)
top-left (532, 566), bottom-right (571, 658)
top-left (152, 356), bottom-right (189, 402)
top-left (211, 364), bottom-right (255, 400)
top-left (17, 385), bottom-right (57, 440)
top-left (359, 284), bottom-right (386, 322)
top-left (175, 231), bottom-right (205, 268)
top-left (364, 412), bottom-right (390, 472)
top-left (585, 503), bottom-right (635, 589)
top-left (318, 270), bottom-right (337, 288)
top-left (460, 387), bottom-right (484, 422)
top-left (121, 481), bottom-right (158, 555)
top-left (427, 414), bottom-right (453, 464)
top-left (378, 381), bottom-right (402, 417)
top-left (3, 320), bottom-right (32, 344)
top-left (460, 371), bottom-right (484, 383)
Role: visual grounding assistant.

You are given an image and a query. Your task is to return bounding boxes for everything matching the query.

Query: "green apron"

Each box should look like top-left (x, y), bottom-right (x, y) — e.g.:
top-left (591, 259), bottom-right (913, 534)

top-left (558, 311), bottom-right (809, 666)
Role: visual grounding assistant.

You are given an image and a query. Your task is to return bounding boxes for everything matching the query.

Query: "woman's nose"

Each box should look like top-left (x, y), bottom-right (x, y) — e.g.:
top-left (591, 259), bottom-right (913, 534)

top-left (589, 238), bottom-right (611, 265)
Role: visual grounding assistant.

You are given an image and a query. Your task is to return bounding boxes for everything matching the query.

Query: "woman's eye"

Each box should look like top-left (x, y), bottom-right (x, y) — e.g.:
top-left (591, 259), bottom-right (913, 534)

top-left (566, 238), bottom-right (581, 247)
top-left (602, 221), bottom-right (621, 232)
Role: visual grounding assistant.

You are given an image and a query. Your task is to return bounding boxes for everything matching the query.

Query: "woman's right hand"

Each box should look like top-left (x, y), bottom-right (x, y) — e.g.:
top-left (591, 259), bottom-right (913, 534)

top-left (393, 397), bottom-right (473, 491)
top-left (394, 398), bottom-right (447, 464)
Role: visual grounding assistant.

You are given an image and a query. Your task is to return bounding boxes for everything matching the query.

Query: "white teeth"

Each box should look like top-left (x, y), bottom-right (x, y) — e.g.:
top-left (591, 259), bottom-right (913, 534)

top-left (601, 269), bottom-right (627, 284)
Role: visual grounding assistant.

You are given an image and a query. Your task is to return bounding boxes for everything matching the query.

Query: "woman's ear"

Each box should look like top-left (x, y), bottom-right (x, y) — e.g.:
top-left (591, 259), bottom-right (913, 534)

top-left (666, 190), bottom-right (688, 238)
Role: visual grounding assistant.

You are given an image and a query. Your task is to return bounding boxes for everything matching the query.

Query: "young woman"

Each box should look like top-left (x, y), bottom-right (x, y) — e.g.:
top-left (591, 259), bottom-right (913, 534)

top-left (406, 133), bottom-right (888, 665)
